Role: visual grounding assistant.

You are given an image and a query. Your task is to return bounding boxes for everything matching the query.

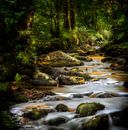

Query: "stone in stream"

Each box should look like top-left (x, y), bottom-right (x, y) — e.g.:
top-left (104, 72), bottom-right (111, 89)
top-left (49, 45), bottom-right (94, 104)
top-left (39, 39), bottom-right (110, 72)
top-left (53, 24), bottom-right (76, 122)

top-left (48, 126), bottom-right (64, 130)
top-left (81, 114), bottom-right (109, 130)
top-left (43, 95), bottom-right (71, 101)
top-left (31, 70), bottom-right (57, 86)
top-left (101, 57), bottom-right (113, 62)
top-left (123, 81), bottom-right (128, 88)
top-left (58, 75), bottom-right (85, 85)
top-left (37, 50), bottom-right (83, 67)
top-left (76, 56), bottom-right (93, 62)
top-left (72, 92), bottom-right (94, 98)
top-left (55, 104), bottom-right (69, 112)
top-left (110, 106), bottom-right (128, 127)
top-left (76, 102), bottom-right (105, 117)
top-left (47, 116), bottom-right (69, 126)
top-left (23, 108), bottom-right (55, 120)
top-left (89, 92), bottom-right (119, 98)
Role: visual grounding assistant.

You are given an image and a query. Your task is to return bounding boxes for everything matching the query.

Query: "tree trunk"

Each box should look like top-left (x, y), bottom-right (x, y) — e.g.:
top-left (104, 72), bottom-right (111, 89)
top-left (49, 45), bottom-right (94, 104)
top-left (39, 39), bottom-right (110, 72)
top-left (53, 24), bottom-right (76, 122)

top-left (63, 0), bottom-right (70, 30)
top-left (70, 0), bottom-right (75, 30)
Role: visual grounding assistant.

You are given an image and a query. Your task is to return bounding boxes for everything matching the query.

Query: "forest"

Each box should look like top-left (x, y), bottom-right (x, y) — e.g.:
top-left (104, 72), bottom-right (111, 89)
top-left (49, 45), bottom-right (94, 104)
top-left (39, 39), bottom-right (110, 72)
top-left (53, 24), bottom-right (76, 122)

top-left (0, 0), bottom-right (128, 130)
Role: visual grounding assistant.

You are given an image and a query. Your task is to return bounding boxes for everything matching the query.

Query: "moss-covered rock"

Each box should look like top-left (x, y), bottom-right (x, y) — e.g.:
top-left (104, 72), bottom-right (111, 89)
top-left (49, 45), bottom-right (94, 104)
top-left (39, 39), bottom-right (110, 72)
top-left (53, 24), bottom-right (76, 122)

top-left (81, 114), bottom-right (109, 130)
top-left (55, 104), bottom-right (69, 112)
top-left (23, 108), bottom-right (55, 120)
top-left (47, 117), bottom-right (68, 126)
top-left (31, 70), bottom-right (57, 86)
top-left (58, 75), bottom-right (85, 85)
top-left (37, 51), bottom-right (83, 67)
top-left (0, 111), bottom-right (18, 130)
top-left (23, 109), bottom-right (42, 120)
top-left (76, 56), bottom-right (93, 62)
top-left (76, 102), bottom-right (105, 117)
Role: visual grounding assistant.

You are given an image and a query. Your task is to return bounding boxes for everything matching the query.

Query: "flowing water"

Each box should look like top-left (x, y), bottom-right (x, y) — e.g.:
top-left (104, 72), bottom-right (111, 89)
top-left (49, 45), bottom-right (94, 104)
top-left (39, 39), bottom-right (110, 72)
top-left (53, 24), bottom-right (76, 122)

top-left (10, 55), bottom-right (128, 130)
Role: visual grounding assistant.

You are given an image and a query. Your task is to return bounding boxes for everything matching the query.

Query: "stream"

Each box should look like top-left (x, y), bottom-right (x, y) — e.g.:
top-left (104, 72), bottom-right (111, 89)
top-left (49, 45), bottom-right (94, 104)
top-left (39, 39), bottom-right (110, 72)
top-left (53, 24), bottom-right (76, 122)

top-left (10, 55), bottom-right (128, 130)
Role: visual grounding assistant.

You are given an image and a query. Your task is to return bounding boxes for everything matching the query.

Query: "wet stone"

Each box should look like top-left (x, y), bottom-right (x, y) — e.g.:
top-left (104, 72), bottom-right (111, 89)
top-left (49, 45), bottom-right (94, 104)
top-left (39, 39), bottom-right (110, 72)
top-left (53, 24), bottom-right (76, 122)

top-left (55, 104), bottom-right (69, 112)
top-left (80, 114), bottom-right (109, 130)
top-left (47, 116), bottom-right (68, 126)
top-left (76, 102), bottom-right (105, 117)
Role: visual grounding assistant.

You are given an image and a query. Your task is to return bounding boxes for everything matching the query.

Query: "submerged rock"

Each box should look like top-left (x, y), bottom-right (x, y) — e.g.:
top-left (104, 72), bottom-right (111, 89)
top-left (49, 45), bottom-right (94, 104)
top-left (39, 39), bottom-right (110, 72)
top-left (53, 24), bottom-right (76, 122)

top-left (81, 114), bottom-right (109, 130)
top-left (55, 104), bottom-right (69, 112)
top-left (58, 75), bottom-right (85, 85)
top-left (76, 102), bottom-right (105, 117)
top-left (37, 50), bottom-right (83, 67)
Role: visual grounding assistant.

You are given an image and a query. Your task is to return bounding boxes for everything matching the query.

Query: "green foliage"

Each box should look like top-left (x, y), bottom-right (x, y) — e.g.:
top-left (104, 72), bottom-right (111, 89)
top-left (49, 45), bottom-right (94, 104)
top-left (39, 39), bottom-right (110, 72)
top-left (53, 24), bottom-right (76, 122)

top-left (0, 111), bottom-right (18, 130)
top-left (0, 83), bottom-right (8, 92)
top-left (15, 73), bottom-right (22, 84)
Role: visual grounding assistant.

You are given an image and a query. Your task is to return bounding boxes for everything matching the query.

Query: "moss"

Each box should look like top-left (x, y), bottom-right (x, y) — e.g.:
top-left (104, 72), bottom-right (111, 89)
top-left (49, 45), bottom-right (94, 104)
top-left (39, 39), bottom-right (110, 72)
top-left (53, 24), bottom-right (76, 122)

top-left (76, 102), bottom-right (105, 117)
top-left (23, 109), bottom-right (42, 120)
top-left (59, 75), bottom-right (85, 85)
top-left (0, 111), bottom-right (18, 130)
top-left (55, 104), bottom-right (69, 112)
top-left (47, 117), bottom-right (67, 126)
top-left (37, 51), bottom-right (83, 67)
top-left (82, 114), bottom-right (109, 130)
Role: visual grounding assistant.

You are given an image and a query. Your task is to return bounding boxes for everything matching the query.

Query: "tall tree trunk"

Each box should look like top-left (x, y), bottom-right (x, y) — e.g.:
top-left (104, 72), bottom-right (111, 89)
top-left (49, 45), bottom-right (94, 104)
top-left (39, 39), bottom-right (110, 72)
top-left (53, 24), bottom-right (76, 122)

top-left (63, 0), bottom-right (70, 30)
top-left (70, 0), bottom-right (75, 30)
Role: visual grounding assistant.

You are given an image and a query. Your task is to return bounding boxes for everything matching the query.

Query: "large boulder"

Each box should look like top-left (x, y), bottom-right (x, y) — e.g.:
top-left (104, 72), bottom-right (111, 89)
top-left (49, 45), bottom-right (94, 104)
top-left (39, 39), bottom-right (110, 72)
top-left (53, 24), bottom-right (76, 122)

top-left (81, 114), bottom-right (109, 130)
top-left (58, 75), bottom-right (85, 85)
top-left (76, 102), bottom-right (105, 117)
top-left (37, 50), bottom-right (83, 67)
top-left (31, 70), bottom-right (57, 86)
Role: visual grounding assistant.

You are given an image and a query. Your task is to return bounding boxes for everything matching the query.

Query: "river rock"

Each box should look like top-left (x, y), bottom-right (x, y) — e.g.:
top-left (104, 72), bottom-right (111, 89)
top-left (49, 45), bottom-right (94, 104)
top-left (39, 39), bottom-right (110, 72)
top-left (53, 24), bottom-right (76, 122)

top-left (55, 104), bottom-right (69, 112)
top-left (58, 75), bottom-right (85, 85)
top-left (101, 57), bottom-right (113, 62)
top-left (23, 108), bottom-right (55, 120)
top-left (81, 114), bottom-right (109, 130)
top-left (76, 102), bottom-right (105, 117)
top-left (123, 81), bottom-right (128, 88)
top-left (110, 106), bottom-right (128, 127)
top-left (76, 56), bottom-right (93, 62)
top-left (43, 95), bottom-right (71, 101)
top-left (31, 70), bottom-right (57, 86)
top-left (37, 50), bottom-right (83, 67)
top-left (90, 92), bottom-right (119, 98)
top-left (48, 126), bottom-right (64, 130)
top-left (47, 116), bottom-right (68, 126)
